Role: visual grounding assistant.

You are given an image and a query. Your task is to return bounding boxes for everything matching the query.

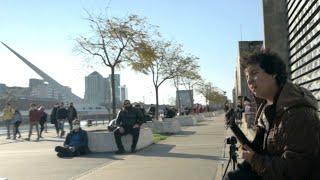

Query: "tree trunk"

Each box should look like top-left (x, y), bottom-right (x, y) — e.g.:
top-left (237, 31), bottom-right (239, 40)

top-left (155, 85), bottom-right (159, 121)
top-left (176, 87), bottom-right (181, 115)
top-left (111, 67), bottom-right (117, 118)
top-left (188, 88), bottom-right (193, 113)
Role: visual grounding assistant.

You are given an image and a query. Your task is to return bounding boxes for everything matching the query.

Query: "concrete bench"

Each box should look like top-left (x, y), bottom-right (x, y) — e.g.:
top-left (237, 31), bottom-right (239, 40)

top-left (169, 116), bottom-right (197, 126)
top-left (202, 112), bottom-right (216, 118)
top-left (87, 128), bottom-right (153, 153)
top-left (145, 120), bottom-right (181, 134)
top-left (193, 115), bottom-right (206, 122)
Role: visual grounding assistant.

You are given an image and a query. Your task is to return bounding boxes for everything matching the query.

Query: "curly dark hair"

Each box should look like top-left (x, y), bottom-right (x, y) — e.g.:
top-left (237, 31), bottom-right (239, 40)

top-left (242, 49), bottom-right (288, 86)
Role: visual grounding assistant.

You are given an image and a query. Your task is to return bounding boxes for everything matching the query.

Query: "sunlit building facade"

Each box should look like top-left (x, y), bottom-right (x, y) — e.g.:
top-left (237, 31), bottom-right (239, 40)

top-left (286, 0), bottom-right (320, 107)
top-left (263, 0), bottom-right (320, 109)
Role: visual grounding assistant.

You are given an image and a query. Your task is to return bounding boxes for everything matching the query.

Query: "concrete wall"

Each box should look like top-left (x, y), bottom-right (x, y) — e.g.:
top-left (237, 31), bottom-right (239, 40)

top-left (87, 128), bottom-right (153, 152)
top-left (263, 0), bottom-right (289, 70)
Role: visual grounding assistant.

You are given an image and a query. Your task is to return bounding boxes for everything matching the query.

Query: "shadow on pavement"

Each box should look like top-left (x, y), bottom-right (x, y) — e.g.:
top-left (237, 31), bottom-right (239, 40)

top-left (81, 152), bottom-right (125, 160)
top-left (174, 130), bottom-right (196, 136)
top-left (194, 123), bottom-right (209, 126)
top-left (140, 143), bottom-right (228, 162)
top-left (55, 152), bottom-right (125, 160)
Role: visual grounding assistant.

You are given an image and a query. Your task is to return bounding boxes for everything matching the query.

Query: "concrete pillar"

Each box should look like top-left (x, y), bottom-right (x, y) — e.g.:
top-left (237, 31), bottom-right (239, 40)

top-left (262, 0), bottom-right (289, 72)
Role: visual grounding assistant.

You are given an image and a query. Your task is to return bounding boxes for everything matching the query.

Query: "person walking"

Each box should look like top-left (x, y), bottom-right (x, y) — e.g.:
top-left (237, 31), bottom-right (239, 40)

top-left (12, 109), bottom-right (22, 140)
top-left (67, 102), bottom-right (78, 131)
top-left (38, 106), bottom-right (47, 138)
top-left (50, 103), bottom-right (59, 137)
top-left (2, 102), bottom-right (14, 139)
top-left (26, 103), bottom-right (40, 141)
top-left (235, 102), bottom-right (244, 125)
top-left (56, 102), bottom-right (68, 138)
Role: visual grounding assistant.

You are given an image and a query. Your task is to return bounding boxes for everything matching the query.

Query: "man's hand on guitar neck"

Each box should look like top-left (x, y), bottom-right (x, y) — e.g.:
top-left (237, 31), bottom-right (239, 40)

top-left (241, 144), bottom-right (255, 162)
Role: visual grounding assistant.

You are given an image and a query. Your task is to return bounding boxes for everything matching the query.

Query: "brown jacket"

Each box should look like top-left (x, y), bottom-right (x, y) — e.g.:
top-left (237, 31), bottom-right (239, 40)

top-left (250, 82), bottom-right (320, 180)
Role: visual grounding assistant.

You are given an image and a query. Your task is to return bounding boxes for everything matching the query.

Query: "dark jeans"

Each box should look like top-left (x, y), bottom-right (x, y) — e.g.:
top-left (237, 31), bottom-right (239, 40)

top-left (28, 122), bottom-right (40, 139)
top-left (13, 121), bottom-right (21, 138)
top-left (57, 119), bottom-right (65, 137)
top-left (55, 146), bottom-right (89, 158)
top-left (68, 119), bottom-right (73, 131)
top-left (223, 161), bottom-right (262, 180)
top-left (39, 120), bottom-right (45, 136)
top-left (114, 126), bottom-right (140, 151)
top-left (52, 120), bottom-right (59, 135)
top-left (4, 120), bottom-right (11, 138)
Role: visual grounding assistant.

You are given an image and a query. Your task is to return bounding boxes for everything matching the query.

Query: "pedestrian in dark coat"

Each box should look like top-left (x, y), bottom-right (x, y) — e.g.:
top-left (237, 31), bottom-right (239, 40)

top-left (38, 106), bottom-right (47, 138)
top-left (56, 102), bottom-right (68, 138)
top-left (114, 100), bottom-right (143, 154)
top-left (50, 103), bottom-right (59, 136)
top-left (67, 102), bottom-right (78, 131)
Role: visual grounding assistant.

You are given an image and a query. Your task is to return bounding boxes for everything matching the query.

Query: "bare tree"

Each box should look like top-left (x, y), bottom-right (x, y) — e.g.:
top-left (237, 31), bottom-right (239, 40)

top-left (75, 13), bottom-right (150, 117)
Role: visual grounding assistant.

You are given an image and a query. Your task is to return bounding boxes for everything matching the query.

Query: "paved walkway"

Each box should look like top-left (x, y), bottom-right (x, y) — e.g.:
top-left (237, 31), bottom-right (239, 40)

top-left (0, 113), bottom-right (230, 180)
top-left (76, 113), bottom-right (229, 180)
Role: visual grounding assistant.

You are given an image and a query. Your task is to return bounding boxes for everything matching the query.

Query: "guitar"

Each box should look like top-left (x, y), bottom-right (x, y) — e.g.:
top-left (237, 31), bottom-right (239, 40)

top-left (225, 108), bottom-right (258, 152)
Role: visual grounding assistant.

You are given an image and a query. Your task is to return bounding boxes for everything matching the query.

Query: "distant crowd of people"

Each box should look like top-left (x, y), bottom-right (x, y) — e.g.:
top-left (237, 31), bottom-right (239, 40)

top-left (1, 101), bottom-right (78, 141)
top-left (2, 99), bottom-right (212, 158)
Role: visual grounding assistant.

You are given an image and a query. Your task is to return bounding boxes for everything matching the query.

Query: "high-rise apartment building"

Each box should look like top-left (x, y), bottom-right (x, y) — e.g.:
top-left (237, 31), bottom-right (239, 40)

top-left (121, 85), bottom-right (128, 102)
top-left (105, 74), bottom-right (121, 106)
top-left (84, 71), bottom-right (106, 105)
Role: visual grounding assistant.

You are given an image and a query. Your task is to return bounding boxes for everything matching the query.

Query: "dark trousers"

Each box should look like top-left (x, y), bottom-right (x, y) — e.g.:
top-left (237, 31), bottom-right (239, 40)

top-left (68, 119), bottom-right (73, 131)
top-left (55, 146), bottom-right (88, 158)
top-left (39, 120), bottom-right (45, 136)
top-left (114, 127), bottom-right (140, 151)
top-left (4, 120), bottom-right (11, 138)
top-left (224, 161), bottom-right (262, 180)
top-left (28, 122), bottom-right (40, 139)
top-left (13, 121), bottom-right (21, 138)
top-left (53, 120), bottom-right (59, 135)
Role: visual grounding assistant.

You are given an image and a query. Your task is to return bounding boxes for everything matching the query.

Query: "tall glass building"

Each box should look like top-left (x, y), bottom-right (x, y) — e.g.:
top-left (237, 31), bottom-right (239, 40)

top-left (287, 0), bottom-right (320, 108)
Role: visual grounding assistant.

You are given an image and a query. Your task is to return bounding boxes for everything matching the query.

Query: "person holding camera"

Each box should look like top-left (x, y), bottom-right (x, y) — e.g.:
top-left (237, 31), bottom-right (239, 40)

top-left (225, 50), bottom-right (320, 180)
top-left (113, 100), bottom-right (143, 154)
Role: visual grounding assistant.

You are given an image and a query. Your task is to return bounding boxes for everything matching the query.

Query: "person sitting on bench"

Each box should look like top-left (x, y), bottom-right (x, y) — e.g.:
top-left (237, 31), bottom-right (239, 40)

top-left (114, 100), bottom-right (143, 154)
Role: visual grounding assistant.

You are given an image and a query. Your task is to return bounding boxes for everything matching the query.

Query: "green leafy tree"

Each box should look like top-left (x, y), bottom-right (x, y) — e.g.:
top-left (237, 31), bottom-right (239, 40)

top-left (197, 81), bottom-right (227, 108)
top-left (173, 56), bottom-right (200, 114)
top-left (131, 40), bottom-right (195, 120)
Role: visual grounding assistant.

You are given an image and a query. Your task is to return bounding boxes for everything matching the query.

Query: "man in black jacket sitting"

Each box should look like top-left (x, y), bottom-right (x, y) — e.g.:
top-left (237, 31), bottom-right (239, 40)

top-left (55, 119), bottom-right (89, 158)
top-left (114, 100), bottom-right (143, 154)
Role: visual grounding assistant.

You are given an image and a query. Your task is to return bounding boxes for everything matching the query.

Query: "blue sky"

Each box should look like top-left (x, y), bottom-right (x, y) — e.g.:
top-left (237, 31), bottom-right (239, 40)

top-left (0, 0), bottom-right (263, 104)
